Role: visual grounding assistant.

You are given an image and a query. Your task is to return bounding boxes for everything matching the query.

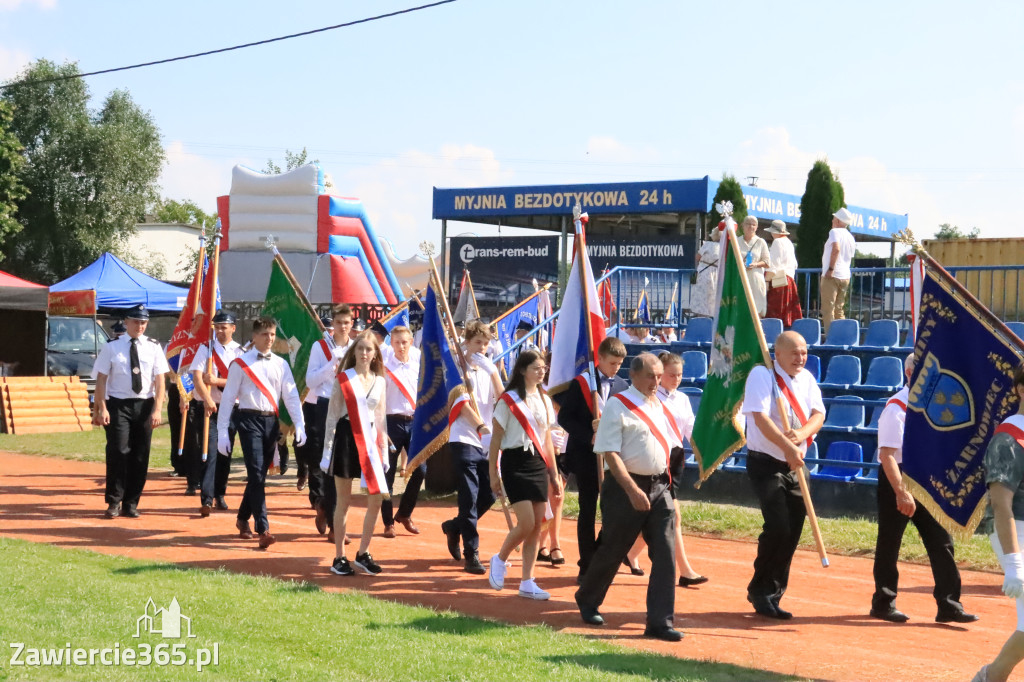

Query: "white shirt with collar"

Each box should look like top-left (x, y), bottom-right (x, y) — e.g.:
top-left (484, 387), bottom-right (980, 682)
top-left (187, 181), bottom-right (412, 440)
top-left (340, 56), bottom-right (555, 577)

top-left (322, 373), bottom-right (387, 462)
top-left (493, 388), bottom-right (556, 451)
top-left (384, 351), bottom-right (420, 417)
top-left (743, 364), bottom-right (825, 462)
top-left (877, 386), bottom-right (909, 464)
top-left (93, 334), bottom-right (170, 400)
top-left (218, 347), bottom-right (303, 426)
top-left (657, 386), bottom-right (695, 444)
top-left (449, 352), bottom-right (499, 450)
top-left (189, 338), bottom-right (241, 404)
top-left (305, 338), bottom-right (351, 404)
top-left (821, 227), bottom-right (856, 279)
top-left (593, 385), bottom-right (673, 476)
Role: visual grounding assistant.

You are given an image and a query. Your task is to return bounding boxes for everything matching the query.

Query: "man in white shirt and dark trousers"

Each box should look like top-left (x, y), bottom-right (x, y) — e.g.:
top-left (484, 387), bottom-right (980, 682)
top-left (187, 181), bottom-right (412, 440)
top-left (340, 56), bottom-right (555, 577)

top-left (218, 317), bottom-right (306, 549)
top-left (870, 353), bottom-right (978, 624)
top-left (574, 353), bottom-right (682, 641)
top-left (93, 304), bottom-right (170, 519)
top-left (743, 331), bottom-right (825, 619)
top-left (381, 325), bottom-right (421, 536)
top-left (820, 207), bottom-right (857, 333)
top-left (188, 310), bottom-right (242, 516)
top-left (301, 306), bottom-right (352, 539)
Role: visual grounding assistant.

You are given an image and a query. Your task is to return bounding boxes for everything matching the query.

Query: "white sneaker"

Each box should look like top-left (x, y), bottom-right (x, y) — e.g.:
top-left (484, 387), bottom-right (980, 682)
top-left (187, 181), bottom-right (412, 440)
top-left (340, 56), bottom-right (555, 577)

top-left (488, 554), bottom-right (506, 591)
top-left (518, 579), bottom-right (550, 600)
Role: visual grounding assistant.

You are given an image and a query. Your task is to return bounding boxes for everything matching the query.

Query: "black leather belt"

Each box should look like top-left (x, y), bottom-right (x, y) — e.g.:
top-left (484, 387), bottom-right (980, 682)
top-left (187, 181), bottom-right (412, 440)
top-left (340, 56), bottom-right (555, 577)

top-left (387, 414), bottom-right (414, 422)
top-left (629, 471), bottom-right (669, 485)
top-left (238, 409), bottom-right (276, 417)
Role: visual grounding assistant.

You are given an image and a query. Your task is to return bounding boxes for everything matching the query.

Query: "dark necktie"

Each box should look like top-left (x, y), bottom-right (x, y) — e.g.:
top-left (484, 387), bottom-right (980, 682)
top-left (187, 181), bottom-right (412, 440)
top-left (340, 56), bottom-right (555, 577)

top-left (129, 338), bottom-right (142, 394)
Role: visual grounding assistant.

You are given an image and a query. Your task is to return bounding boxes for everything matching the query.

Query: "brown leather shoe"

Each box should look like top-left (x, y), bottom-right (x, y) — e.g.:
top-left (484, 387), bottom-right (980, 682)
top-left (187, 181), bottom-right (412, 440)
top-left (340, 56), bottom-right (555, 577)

top-left (314, 506), bottom-right (327, 535)
top-left (296, 472), bottom-right (307, 491)
top-left (395, 515), bottom-right (420, 535)
top-left (200, 503), bottom-right (212, 518)
top-left (258, 532), bottom-right (276, 549)
top-left (383, 524), bottom-right (396, 538)
top-left (236, 518), bottom-right (254, 539)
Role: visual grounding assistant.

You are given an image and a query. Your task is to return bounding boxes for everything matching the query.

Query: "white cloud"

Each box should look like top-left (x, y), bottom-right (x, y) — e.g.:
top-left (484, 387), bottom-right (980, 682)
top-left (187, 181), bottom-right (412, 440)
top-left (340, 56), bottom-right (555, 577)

top-left (584, 135), bottom-right (661, 165)
top-left (0, 46), bottom-right (31, 81)
top-left (0, 0), bottom-right (55, 10)
top-left (158, 141), bottom-right (234, 213)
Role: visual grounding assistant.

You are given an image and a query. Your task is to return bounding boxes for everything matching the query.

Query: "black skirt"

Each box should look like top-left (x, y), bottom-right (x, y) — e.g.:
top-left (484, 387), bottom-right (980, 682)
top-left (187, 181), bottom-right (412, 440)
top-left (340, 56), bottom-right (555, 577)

top-left (500, 446), bottom-right (549, 504)
top-left (669, 446), bottom-right (686, 498)
top-left (330, 418), bottom-right (363, 479)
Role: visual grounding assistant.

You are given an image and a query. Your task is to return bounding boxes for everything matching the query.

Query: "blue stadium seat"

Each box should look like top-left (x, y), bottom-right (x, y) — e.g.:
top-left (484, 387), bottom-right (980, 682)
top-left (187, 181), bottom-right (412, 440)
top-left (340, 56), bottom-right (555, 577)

top-left (805, 354), bottom-right (821, 381)
top-left (824, 319), bottom-right (860, 348)
top-left (820, 355), bottom-right (862, 389)
top-left (863, 403), bottom-right (885, 430)
top-left (680, 386), bottom-right (702, 414)
top-left (680, 350), bottom-right (708, 386)
top-left (678, 317), bottom-right (713, 347)
top-left (812, 441), bottom-right (863, 482)
top-left (823, 395), bottom-right (865, 431)
top-left (761, 318), bottom-right (783, 345)
top-left (863, 356), bottom-right (904, 391)
top-left (1007, 321), bottom-right (1024, 340)
top-left (791, 318), bottom-right (821, 346)
top-left (863, 320), bottom-right (900, 349)
top-left (856, 449), bottom-right (881, 484)
top-left (802, 441), bottom-right (820, 473)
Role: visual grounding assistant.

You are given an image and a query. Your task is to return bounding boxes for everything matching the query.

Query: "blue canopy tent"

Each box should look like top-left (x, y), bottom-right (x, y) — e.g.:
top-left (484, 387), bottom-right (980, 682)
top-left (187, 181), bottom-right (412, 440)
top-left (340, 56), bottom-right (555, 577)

top-left (50, 253), bottom-right (188, 312)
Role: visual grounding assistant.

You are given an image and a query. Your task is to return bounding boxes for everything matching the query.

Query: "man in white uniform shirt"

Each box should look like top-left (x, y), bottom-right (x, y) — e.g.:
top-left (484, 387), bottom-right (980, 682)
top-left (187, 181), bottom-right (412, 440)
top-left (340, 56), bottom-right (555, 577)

top-left (820, 207), bottom-right (857, 332)
top-left (301, 306), bottom-right (353, 539)
top-left (381, 325), bottom-right (422, 537)
top-left (575, 353), bottom-right (683, 643)
top-left (188, 310), bottom-right (242, 516)
top-left (870, 354), bottom-right (977, 624)
top-left (743, 331), bottom-right (825, 619)
top-left (93, 304), bottom-right (170, 519)
top-left (218, 317), bottom-right (306, 549)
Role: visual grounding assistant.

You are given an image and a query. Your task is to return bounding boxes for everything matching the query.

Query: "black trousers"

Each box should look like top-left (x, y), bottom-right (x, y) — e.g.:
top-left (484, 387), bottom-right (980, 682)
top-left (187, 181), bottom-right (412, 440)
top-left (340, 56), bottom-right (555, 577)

top-left (185, 400), bottom-right (208, 491)
top-left (188, 403), bottom-right (237, 505)
top-left (167, 384), bottom-right (184, 475)
top-left (872, 467), bottom-right (963, 614)
top-left (746, 451), bottom-right (806, 603)
top-left (396, 464), bottom-right (426, 520)
top-left (448, 442), bottom-right (495, 553)
top-left (381, 415), bottom-right (413, 526)
top-left (298, 399), bottom-right (330, 509)
top-left (236, 412), bottom-right (279, 535)
top-left (575, 471), bottom-right (676, 630)
top-left (104, 397), bottom-right (155, 508)
top-left (568, 446), bottom-right (602, 575)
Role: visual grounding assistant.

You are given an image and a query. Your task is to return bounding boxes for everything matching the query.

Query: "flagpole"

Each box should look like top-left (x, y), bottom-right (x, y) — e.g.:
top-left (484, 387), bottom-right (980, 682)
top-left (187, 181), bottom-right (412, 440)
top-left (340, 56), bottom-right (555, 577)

top-left (402, 283), bottom-right (425, 309)
top-left (491, 283), bottom-right (553, 326)
top-left (178, 232), bottom-right (207, 459)
top-left (464, 269), bottom-right (481, 320)
top-left (200, 224), bottom-right (222, 463)
top-left (572, 203), bottom-right (604, 484)
top-left (725, 218), bottom-right (829, 569)
top-left (377, 299), bottom-right (411, 325)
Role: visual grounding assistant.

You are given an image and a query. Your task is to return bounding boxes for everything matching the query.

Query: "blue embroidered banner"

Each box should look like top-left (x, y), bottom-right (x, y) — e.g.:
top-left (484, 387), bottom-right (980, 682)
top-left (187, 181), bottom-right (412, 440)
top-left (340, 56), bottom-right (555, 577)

top-left (903, 266), bottom-right (1024, 538)
top-left (494, 295), bottom-right (540, 375)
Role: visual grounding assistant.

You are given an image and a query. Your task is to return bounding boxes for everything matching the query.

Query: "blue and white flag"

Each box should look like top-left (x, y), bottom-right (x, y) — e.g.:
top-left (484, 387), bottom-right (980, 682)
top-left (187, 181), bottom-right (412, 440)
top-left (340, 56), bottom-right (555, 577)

top-left (495, 295), bottom-right (541, 374)
top-left (635, 290), bottom-right (651, 324)
top-left (903, 261), bottom-right (1024, 539)
top-left (382, 307), bottom-right (410, 333)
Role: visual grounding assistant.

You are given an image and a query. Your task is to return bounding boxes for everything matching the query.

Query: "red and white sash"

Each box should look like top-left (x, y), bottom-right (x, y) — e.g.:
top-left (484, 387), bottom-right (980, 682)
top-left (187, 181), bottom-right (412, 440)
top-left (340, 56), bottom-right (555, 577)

top-left (886, 388), bottom-right (908, 413)
top-left (995, 414), bottom-right (1024, 448)
top-left (337, 368), bottom-right (388, 496)
top-left (449, 391), bottom-right (470, 428)
top-left (576, 370), bottom-right (609, 416)
top-left (318, 338), bottom-right (332, 362)
top-left (613, 391), bottom-right (672, 479)
top-left (231, 357), bottom-right (278, 415)
top-left (656, 389), bottom-right (685, 449)
top-left (386, 366), bottom-right (417, 411)
top-left (500, 391), bottom-right (553, 468)
top-left (209, 341), bottom-right (231, 378)
top-left (774, 367), bottom-right (812, 448)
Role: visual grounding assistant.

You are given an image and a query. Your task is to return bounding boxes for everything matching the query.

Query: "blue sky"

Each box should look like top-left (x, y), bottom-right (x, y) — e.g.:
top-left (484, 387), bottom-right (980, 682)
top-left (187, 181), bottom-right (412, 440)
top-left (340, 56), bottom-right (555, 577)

top-left (2, 0), bottom-right (1022, 259)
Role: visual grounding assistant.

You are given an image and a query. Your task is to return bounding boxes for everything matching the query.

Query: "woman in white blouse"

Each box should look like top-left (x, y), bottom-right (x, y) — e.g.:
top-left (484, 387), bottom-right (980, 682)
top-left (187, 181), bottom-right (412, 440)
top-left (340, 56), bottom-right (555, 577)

top-left (738, 216), bottom-right (771, 318)
top-left (765, 220), bottom-right (804, 325)
top-left (486, 349), bottom-right (563, 600)
top-left (321, 331), bottom-right (388, 577)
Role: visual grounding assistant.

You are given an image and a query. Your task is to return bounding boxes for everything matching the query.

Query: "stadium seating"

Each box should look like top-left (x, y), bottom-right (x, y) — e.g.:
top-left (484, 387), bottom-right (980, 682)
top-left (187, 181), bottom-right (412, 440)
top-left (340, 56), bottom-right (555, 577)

top-left (822, 319), bottom-right (860, 349)
top-left (863, 319), bottom-right (900, 349)
top-left (680, 386), bottom-right (702, 414)
top-left (1007, 321), bottom-right (1024, 340)
top-left (791, 318), bottom-right (821, 346)
top-left (761, 318), bottom-right (783, 345)
top-left (820, 355), bottom-right (862, 390)
top-left (677, 317), bottom-right (713, 348)
top-left (812, 441), bottom-right (863, 482)
top-left (805, 354), bottom-right (821, 381)
top-left (862, 356), bottom-right (904, 392)
top-left (680, 350), bottom-right (708, 387)
top-left (823, 395), bottom-right (865, 432)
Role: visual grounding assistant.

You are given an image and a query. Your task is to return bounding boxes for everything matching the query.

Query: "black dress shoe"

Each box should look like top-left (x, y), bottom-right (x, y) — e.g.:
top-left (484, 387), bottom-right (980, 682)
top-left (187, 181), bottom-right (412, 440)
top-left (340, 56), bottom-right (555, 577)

top-left (464, 551), bottom-right (486, 575)
top-left (870, 606), bottom-right (909, 623)
top-left (772, 603), bottom-right (793, 620)
top-left (441, 520), bottom-right (461, 561)
top-left (122, 505), bottom-right (140, 518)
top-left (215, 496), bottom-right (229, 511)
top-left (749, 594), bottom-right (782, 619)
top-left (678, 575), bottom-right (709, 587)
top-left (104, 503), bottom-right (121, 519)
top-left (184, 485), bottom-right (197, 497)
top-left (644, 627), bottom-right (684, 642)
top-left (936, 610), bottom-right (979, 624)
top-left (575, 600), bottom-right (604, 626)
top-left (622, 558), bottom-right (644, 576)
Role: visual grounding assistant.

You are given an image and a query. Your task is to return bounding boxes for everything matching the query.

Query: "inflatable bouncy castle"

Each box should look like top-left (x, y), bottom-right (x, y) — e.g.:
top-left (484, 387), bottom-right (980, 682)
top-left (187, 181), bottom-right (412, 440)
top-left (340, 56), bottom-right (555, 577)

top-left (216, 164), bottom-right (405, 305)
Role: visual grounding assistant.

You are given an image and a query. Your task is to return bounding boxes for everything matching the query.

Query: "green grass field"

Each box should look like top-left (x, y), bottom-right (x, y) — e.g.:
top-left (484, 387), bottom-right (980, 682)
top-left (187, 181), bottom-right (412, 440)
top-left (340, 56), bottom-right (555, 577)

top-left (0, 538), bottom-right (791, 682)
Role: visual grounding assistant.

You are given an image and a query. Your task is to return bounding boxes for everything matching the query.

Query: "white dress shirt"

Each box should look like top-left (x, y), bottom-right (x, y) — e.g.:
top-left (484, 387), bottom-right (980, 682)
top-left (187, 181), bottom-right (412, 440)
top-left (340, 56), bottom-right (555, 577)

top-left (657, 386), bottom-right (695, 444)
top-left (384, 352), bottom-right (420, 417)
top-left (743, 364), bottom-right (825, 462)
top-left (593, 386), bottom-right (673, 476)
top-left (877, 386), bottom-right (909, 463)
top-left (322, 374), bottom-right (387, 461)
top-left (189, 339), bottom-right (241, 404)
top-left (449, 353), bottom-right (499, 450)
top-left (305, 338), bottom-right (351, 403)
top-left (821, 227), bottom-right (856, 279)
top-left (217, 349), bottom-right (304, 441)
top-left (493, 389), bottom-right (556, 451)
top-left (93, 334), bottom-right (170, 400)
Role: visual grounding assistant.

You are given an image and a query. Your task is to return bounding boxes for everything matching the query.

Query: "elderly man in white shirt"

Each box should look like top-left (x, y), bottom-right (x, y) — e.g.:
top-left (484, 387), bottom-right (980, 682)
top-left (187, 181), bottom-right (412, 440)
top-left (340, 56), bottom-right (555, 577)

top-left (820, 208), bottom-right (857, 332)
top-left (574, 352), bottom-right (683, 643)
top-left (743, 331), bottom-right (824, 619)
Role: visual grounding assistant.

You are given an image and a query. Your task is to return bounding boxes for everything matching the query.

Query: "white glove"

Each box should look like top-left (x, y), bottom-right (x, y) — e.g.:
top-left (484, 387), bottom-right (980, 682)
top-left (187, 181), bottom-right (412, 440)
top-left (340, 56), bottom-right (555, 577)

top-left (294, 428), bottom-right (307, 447)
top-left (320, 453), bottom-right (331, 473)
top-left (201, 452), bottom-right (208, 463)
top-left (217, 433), bottom-right (230, 456)
top-left (380, 449), bottom-right (390, 473)
top-left (999, 552), bottom-right (1024, 599)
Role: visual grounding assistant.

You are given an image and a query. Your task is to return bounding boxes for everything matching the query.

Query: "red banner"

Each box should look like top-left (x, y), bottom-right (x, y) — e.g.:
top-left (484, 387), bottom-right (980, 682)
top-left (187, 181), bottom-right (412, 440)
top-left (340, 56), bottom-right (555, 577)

top-left (48, 290), bottom-right (96, 316)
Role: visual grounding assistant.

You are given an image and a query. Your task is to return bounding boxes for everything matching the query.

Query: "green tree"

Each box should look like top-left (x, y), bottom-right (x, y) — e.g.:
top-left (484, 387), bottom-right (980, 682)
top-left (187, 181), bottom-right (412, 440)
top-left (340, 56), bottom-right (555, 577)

top-left (150, 199), bottom-right (221, 280)
top-left (0, 100), bottom-right (27, 257)
top-left (934, 223), bottom-right (980, 240)
top-left (264, 147), bottom-right (315, 174)
top-left (795, 159), bottom-right (846, 270)
top-left (1, 60), bottom-right (164, 281)
top-left (708, 174), bottom-right (748, 229)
